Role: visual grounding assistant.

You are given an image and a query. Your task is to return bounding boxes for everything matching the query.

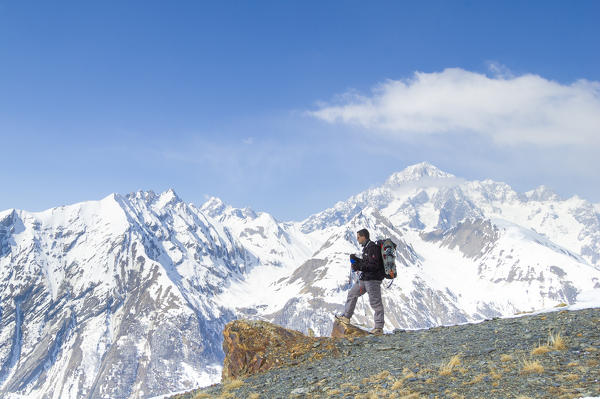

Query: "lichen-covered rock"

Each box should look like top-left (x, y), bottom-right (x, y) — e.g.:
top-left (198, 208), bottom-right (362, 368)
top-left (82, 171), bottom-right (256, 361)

top-left (330, 319), bottom-right (370, 338)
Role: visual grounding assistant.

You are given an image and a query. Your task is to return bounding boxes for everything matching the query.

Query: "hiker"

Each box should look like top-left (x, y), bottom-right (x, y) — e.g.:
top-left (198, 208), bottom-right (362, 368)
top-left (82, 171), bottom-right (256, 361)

top-left (336, 228), bottom-right (385, 335)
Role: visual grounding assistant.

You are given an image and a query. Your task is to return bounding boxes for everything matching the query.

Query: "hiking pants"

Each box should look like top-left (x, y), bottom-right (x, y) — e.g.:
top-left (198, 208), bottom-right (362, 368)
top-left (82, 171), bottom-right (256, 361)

top-left (343, 279), bottom-right (384, 329)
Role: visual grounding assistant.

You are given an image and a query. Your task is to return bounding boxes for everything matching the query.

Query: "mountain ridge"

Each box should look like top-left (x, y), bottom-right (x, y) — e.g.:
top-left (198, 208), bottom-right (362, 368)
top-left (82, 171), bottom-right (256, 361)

top-left (1, 163), bottom-right (599, 398)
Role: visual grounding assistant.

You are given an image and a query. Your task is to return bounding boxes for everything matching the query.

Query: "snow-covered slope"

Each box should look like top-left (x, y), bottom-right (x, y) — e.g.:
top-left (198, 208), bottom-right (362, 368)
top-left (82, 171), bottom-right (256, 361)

top-left (1, 163), bottom-right (599, 398)
top-left (0, 191), bottom-right (247, 398)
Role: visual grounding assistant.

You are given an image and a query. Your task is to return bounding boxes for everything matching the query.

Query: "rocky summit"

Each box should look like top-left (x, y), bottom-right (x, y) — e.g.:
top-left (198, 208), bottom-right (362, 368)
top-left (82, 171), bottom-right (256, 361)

top-left (170, 307), bottom-right (600, 399)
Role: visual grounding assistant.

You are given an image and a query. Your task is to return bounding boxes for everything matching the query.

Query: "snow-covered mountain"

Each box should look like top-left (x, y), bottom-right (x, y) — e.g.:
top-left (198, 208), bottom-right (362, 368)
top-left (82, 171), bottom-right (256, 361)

top-left (1, 163), bottom-right (599, 399)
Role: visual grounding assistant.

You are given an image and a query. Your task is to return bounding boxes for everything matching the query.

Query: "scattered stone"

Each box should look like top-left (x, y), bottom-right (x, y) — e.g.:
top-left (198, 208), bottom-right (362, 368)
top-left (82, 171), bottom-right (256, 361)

top-left (171, 307), bottom-right (600, 399)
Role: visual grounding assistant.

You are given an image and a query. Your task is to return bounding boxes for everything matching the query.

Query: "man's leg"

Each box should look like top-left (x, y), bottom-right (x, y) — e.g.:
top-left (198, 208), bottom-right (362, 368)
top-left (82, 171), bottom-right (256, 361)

top-left (365, 280), bottom-right (384, 329)
top-left (343, 280), bottom-right (366, 319)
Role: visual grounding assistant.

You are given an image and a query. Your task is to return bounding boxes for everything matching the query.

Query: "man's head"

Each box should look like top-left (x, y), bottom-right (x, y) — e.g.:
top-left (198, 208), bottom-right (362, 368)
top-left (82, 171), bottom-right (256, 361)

top-left (357, 228), bottom-right (370, 246)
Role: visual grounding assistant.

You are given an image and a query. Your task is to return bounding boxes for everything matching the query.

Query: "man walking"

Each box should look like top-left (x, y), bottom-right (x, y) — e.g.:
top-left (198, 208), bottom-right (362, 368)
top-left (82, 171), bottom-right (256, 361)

top-left (336, 228), bottom-right (385, 335)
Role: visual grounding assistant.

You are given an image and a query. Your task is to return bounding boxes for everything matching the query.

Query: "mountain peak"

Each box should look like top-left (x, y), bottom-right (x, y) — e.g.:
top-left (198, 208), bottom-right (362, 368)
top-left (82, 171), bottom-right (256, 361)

top-left (123, 189), bottom-right (182, 208)
top-left (200, 196), bottom-right (228, 218)
top-left (385, 162), bottom-right (455, 186)
top-left (524, 185), bottom-right (560, 202)
top-left (155, 188), bottom-right (181, 208)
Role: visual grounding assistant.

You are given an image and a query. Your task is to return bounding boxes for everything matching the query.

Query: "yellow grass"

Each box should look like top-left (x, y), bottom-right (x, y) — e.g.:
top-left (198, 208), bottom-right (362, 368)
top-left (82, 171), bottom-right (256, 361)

top-left (391, 379), bottom-right (404, 389)
top-left (463, 373), bottom-right (486, 385)
top-left (489, 367), bottom-right (502, 380)
top-left (193, 394), bottom-right (212, 399)
top-left (439, 354), bottom-right (461, 376)
top-left (223, 379), bottom-right (245, 391)
top-left (375, 370), bottom-right (391, 380)
top-left (531, 343), bottom-right (551, 355)
top-left (521, 358), bottom-right (544, 374)
top-left (500, 354), bottom-right (513, 362)
top-left (360, 390), bottom-right (386, 399)
top-left (392, 393), bottom-right (422, 399)
top-left (564, 374), bottom-right (580, 381)
top-left (549, 331), bottom-right (566, 350)
top-left (531, 331), bottom-right (567, 355)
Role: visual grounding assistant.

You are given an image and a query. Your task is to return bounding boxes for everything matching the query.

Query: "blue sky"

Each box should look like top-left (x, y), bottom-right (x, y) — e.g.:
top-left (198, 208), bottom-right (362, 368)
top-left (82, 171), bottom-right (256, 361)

top-left (1, 1), bottom-right (599, 220)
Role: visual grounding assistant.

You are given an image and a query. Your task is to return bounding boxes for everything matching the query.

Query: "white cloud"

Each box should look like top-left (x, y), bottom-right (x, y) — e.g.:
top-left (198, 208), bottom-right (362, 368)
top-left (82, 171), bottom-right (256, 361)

top-left (309, 67), bottom-right (600, 146)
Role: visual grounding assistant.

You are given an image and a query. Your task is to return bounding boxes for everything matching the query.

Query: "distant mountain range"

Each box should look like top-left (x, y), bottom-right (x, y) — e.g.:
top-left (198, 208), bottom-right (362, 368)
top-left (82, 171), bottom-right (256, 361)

top-left (1, 162), bottom-right (599, 398)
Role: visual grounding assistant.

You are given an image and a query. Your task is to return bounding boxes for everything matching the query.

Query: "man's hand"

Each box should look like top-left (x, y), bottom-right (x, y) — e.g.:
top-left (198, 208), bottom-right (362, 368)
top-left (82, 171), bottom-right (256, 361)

top-left (350, 254), bottom-right (360, 271)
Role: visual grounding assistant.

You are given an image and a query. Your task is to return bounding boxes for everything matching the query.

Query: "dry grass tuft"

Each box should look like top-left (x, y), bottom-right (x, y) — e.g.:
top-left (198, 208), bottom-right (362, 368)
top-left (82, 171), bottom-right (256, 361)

top-left (531, 343), bottom-right (551, 355)
top-left (439, 354), bottom-right (461, 376)
top-left (548, 331), bottom-right (566, 350)
top-left (521, 358), bottom-right (544, 374)
top-left (193, 394), bottom-right (212, 399)
top-left (489, 367), bottom-right (502, 380)
top-left (391, 379), bottom-right (404, 389)
top-left (375, 370), bottom-right (392, 380)
top-left (390, 392), bottom-right (422, 399)
top-left (531, 330), bottom-right (567, 355)
top-left (554, 302), bottom-right (568, 308)
top-left (361, 390), bottom-right (387, 399)
top-left (463, 373), bottom-right (486, 385)
top-left (223, 379), bottom-right (245, 390)
top-left (500, 354), bottom-right (513, 362)
top-left (563, 374), bottom-right (580, 381)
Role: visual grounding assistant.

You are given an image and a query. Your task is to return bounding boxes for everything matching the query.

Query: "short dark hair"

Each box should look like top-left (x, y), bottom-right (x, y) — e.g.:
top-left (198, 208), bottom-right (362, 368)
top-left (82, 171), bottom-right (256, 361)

top-left (357, 228), bottom-right (370, 240)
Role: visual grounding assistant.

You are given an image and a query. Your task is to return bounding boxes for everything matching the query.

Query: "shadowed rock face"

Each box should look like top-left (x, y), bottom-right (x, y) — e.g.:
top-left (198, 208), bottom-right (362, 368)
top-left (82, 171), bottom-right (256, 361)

top-left (421, 218), bottom-right (500, 259)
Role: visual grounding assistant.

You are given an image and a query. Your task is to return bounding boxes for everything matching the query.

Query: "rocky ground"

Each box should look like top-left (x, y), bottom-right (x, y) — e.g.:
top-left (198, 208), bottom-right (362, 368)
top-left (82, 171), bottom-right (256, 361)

top-left (169, 306), bottom-right (600, 399)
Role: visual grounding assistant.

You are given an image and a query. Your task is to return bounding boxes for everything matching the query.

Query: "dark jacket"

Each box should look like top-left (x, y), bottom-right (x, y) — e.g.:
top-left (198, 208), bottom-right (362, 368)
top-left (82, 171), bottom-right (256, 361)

top-left (356, 240), bottom-right (385, 281)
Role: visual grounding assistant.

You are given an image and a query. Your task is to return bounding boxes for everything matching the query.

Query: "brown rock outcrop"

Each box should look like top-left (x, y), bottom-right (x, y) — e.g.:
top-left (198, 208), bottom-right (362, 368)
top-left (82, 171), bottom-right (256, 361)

top-left (330, 319), bottom-right (370, 338)
top-left (221, 319), bottom-right (374, 381)
top-left (222, 320), bottom-right (340, 380)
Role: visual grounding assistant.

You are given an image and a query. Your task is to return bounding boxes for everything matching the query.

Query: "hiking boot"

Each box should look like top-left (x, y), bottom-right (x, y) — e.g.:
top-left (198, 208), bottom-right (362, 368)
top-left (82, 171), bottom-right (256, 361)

top-left (370, 328), bottom-right (383, 336)
top-left (335, 314), bottom-right (350, 325)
